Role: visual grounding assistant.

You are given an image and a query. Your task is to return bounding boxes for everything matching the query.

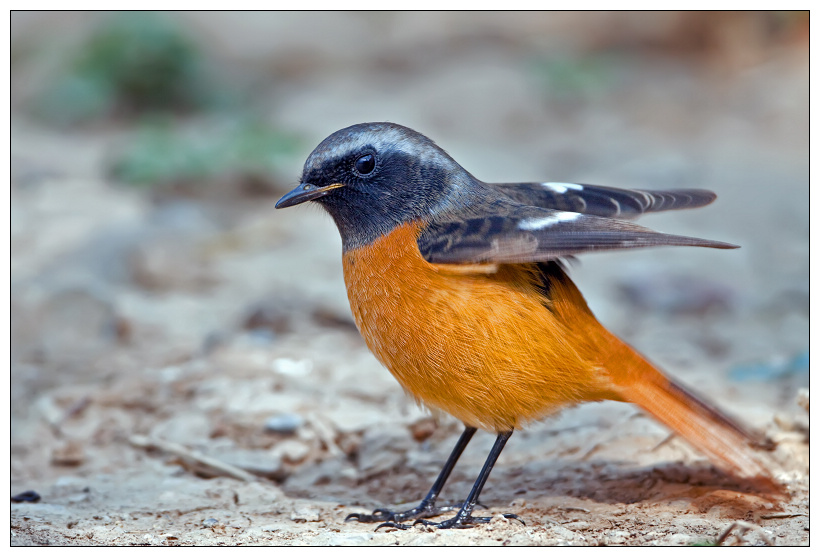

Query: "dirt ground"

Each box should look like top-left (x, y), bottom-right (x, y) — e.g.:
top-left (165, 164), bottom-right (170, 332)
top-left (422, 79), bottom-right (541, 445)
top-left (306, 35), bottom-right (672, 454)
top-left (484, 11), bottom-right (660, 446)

top-left (9, 12), bottom-right (809, 546)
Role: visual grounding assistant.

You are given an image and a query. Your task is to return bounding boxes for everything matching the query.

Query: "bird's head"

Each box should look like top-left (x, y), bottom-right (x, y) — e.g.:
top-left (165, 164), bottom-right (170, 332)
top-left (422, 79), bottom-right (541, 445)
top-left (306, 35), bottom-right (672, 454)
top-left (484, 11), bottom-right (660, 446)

top-left (276, 122), bottom-right (476, 250)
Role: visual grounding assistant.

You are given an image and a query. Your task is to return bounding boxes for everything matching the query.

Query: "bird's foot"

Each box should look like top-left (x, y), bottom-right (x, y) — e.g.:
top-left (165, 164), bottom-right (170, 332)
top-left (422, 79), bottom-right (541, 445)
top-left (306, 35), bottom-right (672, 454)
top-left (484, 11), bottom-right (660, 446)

top-left (346, 502), bottom-right (467, 530)
top-left (412, 512), bottom-right (524, 530)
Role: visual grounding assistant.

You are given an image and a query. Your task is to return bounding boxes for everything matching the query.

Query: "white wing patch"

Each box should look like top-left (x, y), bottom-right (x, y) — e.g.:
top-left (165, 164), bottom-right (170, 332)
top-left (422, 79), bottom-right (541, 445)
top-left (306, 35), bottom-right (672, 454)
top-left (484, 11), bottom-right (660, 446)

top-left (518, 211), bottom-right (580, 230)
top-left (541, 182), bottom-right (584, 194)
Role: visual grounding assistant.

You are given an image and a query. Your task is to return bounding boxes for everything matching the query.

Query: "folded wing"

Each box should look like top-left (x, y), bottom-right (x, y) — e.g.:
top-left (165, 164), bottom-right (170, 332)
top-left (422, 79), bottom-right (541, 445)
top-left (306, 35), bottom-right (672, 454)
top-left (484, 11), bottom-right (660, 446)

top-left (418, 202), bottom-right (737, 265)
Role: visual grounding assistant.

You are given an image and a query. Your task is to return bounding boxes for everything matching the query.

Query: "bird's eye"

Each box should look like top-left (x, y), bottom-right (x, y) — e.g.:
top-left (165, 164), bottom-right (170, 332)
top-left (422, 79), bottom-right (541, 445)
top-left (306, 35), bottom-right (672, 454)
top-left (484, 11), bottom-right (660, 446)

top-left (354, 153), bottom-right (376, 176)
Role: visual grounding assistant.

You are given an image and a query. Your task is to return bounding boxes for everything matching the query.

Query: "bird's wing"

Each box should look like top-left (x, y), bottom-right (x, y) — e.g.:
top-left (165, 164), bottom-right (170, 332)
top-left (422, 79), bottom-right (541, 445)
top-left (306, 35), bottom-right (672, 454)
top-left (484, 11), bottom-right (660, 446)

top-left (491, 182), bottom-right (716, 219)
top-left (418, 202), bottom-right (737, 265)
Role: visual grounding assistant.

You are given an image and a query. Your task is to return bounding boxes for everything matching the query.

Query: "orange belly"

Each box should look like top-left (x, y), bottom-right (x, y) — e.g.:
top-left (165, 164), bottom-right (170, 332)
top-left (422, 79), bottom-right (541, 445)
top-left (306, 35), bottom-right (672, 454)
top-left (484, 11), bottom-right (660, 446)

top-left (342, 221), bottom-right (620, 432)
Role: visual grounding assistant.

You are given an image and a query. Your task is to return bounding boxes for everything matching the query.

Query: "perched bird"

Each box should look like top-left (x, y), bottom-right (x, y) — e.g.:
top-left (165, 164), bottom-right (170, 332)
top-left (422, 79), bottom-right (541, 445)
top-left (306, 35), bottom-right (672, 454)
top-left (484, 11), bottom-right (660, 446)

top-left (276, 122), bottom-right (775, 530)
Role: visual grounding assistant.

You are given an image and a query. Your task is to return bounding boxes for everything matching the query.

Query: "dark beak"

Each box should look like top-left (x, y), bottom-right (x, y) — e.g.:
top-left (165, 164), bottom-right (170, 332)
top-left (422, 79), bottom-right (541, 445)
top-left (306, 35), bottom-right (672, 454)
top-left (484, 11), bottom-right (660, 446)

top-left (275, 182), bottom-right (345, 209)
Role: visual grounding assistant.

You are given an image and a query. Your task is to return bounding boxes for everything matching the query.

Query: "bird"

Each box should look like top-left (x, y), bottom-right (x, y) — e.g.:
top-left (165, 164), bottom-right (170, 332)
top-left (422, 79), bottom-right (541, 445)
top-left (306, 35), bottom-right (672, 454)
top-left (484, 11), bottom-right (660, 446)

top-left (275, 122), bottom-right (775, 530)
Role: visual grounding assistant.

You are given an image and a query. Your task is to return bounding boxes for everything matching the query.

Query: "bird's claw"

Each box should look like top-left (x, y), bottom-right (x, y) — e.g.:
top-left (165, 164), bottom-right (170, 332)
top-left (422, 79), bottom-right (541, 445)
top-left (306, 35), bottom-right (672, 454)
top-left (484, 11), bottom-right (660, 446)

top-left (345, 508), bottom-right (395, 523)
top-left (346, 503), bottom-right (523, 530)
top-left (374, 521), bottom-right (413, 531)
top-left (411, 512), bottom-right (525, 530)
top-left (413, 517), bottom-right (476, 529)
top-left (503, 513), bottom-right (526, 525)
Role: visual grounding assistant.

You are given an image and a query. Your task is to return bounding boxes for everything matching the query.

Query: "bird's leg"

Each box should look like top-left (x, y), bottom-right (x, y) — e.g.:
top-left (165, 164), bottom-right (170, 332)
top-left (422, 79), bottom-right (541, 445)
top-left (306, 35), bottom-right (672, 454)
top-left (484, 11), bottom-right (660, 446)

top-left (412, 429), bottom-right (524, 529)
top-left (346, 426), bottom-right (477, 529)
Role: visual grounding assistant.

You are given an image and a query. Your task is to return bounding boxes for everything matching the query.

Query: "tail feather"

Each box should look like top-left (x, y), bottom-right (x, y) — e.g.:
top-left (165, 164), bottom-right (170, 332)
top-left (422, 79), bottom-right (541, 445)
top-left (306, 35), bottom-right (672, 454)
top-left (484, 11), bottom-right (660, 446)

top-left (605, 342), bottom-right (776, 483)
top-left (546, 263), bottom-right (778, 488)
top-left (625, 375), bottom-right (773, 479)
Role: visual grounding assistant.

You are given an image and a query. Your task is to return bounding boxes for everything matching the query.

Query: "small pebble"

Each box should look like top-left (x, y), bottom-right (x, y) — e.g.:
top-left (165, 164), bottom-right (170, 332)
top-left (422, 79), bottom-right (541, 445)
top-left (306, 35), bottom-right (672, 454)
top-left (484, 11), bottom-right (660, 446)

top-left (265, 413), bottom-right (305, 434)
top-left (202, 518), bottom-right (219, 528)
top-left (409, 417), bottom-right (437, 442)
top-left (271, 358), bottom-right (312, 376)
top-left (11, 490), bottom-right (41, 503)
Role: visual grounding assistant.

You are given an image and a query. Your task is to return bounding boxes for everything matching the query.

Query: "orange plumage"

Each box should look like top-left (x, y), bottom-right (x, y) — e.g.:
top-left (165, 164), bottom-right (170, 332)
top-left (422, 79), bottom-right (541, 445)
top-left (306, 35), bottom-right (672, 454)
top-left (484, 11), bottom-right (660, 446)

top-left (344, 220), bottom-right (772, 480)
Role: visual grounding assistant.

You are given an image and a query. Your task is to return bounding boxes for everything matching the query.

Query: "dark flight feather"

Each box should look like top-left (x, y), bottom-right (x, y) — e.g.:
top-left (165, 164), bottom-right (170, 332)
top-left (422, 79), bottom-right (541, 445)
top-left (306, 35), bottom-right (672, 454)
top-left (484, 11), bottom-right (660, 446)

top-left (492, 182), bottom-right (716, 219)
top-left (418, 202), bottom-right (737, 265)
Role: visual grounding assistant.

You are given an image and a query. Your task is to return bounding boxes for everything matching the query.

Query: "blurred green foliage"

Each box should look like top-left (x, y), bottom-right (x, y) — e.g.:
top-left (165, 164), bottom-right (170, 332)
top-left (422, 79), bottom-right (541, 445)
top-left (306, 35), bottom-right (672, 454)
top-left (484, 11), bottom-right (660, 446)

top-left (28, 11), bottom-right (302, 190)
top-left (529, 53), bottom-right (620, 102)
top-left (110, 117), bottom-right (301, 187)
top-left (34, 12), bottom-right (229, 125)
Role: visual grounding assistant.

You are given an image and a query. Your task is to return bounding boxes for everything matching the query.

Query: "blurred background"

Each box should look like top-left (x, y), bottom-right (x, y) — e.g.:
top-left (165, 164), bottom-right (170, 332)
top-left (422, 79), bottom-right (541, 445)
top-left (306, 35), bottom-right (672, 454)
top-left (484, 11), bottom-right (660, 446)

top-left (10, 12), bottom-right (809, 546)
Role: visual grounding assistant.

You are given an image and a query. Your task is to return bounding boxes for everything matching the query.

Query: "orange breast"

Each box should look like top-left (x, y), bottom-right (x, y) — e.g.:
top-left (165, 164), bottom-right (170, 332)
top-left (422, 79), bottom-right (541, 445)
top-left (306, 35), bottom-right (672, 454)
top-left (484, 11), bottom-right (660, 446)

top-left (342, 221), bottom-right (620, 432)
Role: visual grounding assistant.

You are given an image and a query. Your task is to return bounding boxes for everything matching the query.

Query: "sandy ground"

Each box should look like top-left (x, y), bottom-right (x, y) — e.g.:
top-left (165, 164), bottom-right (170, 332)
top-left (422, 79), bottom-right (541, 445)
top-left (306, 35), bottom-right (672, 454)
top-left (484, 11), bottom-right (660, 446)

top-left (10, 13), bottom-right (809, 546)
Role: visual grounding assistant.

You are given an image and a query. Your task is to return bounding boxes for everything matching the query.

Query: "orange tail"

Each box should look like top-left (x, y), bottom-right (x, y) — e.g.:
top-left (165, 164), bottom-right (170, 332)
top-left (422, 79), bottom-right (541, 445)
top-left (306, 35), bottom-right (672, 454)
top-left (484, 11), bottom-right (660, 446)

top-left (546, 262), bottom-right (777, 487)
top-left (606, 341), bottom-right (775, 482)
